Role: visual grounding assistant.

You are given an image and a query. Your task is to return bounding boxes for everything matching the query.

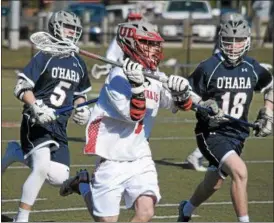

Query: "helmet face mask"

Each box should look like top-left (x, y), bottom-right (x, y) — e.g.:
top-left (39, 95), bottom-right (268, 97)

top-left (117, 21), bottom-right (164, 71)
top-left (220, 36), bottom-right (250, 63)
top-left (219, 13), bottom-right (251, 66)
top-left (48, 11), bottom-right (82, 44)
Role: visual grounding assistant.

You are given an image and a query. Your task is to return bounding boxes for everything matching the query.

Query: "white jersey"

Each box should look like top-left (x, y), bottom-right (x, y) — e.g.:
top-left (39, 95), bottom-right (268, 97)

top-left (84, 67), bottom-right (174, 161)
top-left (106, 38), bottom-right (124, 63)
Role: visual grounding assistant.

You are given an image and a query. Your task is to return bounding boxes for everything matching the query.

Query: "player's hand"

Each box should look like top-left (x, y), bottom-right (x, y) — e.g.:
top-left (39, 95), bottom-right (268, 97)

top-left (198, 99), bottom-right (229, 127)
top-left (30, 100), bottom-right (56, 125)
top-left (73, 106), bottom-right (91, 126)
top-left (168, 75), bottom-right (192, 111)
top-left (123, 58), bottom-right (144, 87)
top-left (168, 75), bottom-right (190, 93)
top-left (253, 107), bottom-right (273, 137)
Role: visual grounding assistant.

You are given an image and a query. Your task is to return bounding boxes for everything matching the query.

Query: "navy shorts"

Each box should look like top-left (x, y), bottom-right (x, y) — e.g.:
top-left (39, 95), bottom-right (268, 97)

top-left (196, 132), bottom-right (244, 178)
top-left (20, 113), bottom-right (70, 167)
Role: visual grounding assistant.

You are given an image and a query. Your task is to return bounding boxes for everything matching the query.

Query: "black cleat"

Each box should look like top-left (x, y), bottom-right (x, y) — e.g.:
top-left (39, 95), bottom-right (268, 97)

top-left (177, 200), bottom-right (191, 222)
top-left (59, 169), bottom-right (90, 196)
top-left (1, 214), bottom-right (13, 222)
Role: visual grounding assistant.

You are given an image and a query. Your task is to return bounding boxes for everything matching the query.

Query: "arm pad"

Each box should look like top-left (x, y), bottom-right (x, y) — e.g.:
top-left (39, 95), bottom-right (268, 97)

top-left (130, 92), bottom-right (146, 121)
top-left (14, 78), bottom-right (33, 100)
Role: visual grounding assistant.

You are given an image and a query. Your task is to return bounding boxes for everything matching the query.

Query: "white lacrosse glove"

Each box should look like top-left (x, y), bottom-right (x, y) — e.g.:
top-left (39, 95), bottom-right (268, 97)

top-left (198, 99), bottom-right (229, 128)
top-left (253, 107), bottom-right (273, 137)
top-left (123, 58), bottom-right (145, 94)
top-left (168, 75), bottom-right (190, 93)
top-left (30, 100), bottom-right (56, 125)
top-left (73, 106), bottom-right (91, 126)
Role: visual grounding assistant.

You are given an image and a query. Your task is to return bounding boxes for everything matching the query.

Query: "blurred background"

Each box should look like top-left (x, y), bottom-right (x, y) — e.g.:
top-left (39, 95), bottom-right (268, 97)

top-left (1, 0), bottom-right (273, 74)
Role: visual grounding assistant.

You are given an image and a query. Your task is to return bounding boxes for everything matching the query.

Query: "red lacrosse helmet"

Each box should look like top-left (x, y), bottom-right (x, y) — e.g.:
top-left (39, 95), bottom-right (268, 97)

top-left (117, 21), bottom-right (164, 71)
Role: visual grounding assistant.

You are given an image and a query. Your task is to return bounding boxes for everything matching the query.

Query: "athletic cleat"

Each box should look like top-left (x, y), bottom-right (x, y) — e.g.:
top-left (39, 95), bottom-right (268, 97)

top-left (2, 141), bottom-right (24, 174)
top-left (177, 200), bottom-right (191, 222)
top-left (59, 169), bottom-right (90, 196)
top-left (185, 155), bottom-right (207, 172)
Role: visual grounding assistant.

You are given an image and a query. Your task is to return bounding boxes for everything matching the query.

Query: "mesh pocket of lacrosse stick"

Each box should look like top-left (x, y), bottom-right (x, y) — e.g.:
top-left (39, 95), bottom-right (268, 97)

top-left (30, 31), bottom-right (79, 56)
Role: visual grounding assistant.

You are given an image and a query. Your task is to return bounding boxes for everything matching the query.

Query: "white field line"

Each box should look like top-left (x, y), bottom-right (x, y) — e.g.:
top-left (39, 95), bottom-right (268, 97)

top-left (1, 135), bottom-right (273, 144)
top-left (2, 200), bottom-right (272, 215)
top-left (7, 160), bottom-right (274, 170)
top-left (2, 198), bottom-right (47, 203)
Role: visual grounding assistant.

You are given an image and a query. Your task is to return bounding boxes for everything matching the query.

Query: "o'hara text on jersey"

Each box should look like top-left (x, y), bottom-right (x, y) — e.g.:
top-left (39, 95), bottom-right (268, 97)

top-left (217, 77), bottom-right (251, 89)
top-left (52, 67), bottom-right (80, 83)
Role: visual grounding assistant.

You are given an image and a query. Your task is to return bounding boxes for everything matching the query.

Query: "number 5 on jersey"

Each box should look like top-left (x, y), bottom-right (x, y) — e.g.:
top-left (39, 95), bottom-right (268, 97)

top-left (50, 81), bottom-right (71, 107)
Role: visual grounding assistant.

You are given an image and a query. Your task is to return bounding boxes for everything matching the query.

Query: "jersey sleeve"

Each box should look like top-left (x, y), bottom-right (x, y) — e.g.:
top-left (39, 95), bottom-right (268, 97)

top-left (253, 60), bottom-right (273, 93)
top-left (18, 51), bottom-right (51, 87)
top-left (103, 69), bottom-right (133, 122)
top-left (188, 64), bottom-right (207, 97)
top-left (105, 38), bottom-right (124, 63)
top-left (74, 56), bottom-right (92, 98)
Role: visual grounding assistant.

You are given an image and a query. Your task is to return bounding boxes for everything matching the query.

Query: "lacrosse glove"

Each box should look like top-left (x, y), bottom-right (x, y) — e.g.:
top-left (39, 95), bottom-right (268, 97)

top-left (30, 100), bottom-right (56, 125)
top-left (73, 106), bottom-right (91, 126)
top-left (197, 99), bottom-right (229, 128)
top-left (253, 107), bottom-right (273, 137)
top-left (168, 75), bottom-right (193, 111)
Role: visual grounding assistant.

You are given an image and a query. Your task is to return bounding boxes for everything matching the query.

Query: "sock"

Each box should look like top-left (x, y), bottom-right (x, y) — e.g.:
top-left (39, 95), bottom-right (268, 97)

top-left (79, 182), bottom-right (91, 197)
top-left (183, 201), bottom-right (196, 217)
top-left (238, 215), bottom-right (249, 222)
top-left (15, 207), bottom-right (30, 222)
top-left (192, 148), bottom-right (203, 159)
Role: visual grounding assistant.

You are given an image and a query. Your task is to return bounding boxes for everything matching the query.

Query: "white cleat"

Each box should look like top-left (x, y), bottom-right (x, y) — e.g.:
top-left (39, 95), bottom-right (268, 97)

top-left (185, 154), bottom-right (207, 172)
top-left (2, 141), bottom-right (24, 173)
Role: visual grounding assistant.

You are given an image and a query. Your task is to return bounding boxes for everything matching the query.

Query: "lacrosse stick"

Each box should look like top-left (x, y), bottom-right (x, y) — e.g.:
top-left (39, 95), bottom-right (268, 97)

top-left (29, 31), bottom-right (169, 83)
top-left (55, 98), bottom-right (98, 115)
top-left (192, 102), bottom-right (259, 129)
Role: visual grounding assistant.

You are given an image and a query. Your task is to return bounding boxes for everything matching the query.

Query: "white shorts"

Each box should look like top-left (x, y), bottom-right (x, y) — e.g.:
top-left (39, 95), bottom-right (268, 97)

top-left (91, 156), bottom-right (161, 217)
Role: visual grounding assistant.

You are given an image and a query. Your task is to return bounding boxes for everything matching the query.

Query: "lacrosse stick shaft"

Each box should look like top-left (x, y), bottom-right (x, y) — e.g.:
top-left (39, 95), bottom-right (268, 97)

top-left (192, 103), bottom-right (258, 129)
top-left (55, 98), bottom-right (98, 115)
top-left (79, 49), bottom-right (168, 83)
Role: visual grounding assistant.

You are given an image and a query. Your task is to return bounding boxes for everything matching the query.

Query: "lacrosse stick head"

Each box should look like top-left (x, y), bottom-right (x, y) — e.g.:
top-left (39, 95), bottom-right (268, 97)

top-left (127, 12), bottom-right (143, 22)
top-left (91, 64), bottom-right (112, 79)
top-left (117, 21), bottom-right (164, 71)
top-left (48, 10), bottom-right (82, 44)
top-left (30, 31), bottom-right (79, 57)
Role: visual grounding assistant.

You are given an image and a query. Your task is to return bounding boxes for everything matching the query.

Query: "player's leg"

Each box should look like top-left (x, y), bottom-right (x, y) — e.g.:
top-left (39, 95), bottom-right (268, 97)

top-left (124, 156), bottom-right (161, 222)
top-left (185, 147), bottom-right (207, 172)
top-left (89, 158), bottom-right (125, 222)
top-left (14, 146), bottom-right (51, 222)
top-left (220, 148), bottom-right (249, 222)
top-left (1, 141), bottom-right (25, 174)
top-left (178, 133), bottom-right (229, 222)
top-left (45, 143), bottom-right (70, 187)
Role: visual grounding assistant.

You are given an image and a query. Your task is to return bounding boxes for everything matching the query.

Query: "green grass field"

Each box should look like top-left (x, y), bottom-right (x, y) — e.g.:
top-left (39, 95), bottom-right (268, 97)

top-left (1, 46), bottom-right (273, 222)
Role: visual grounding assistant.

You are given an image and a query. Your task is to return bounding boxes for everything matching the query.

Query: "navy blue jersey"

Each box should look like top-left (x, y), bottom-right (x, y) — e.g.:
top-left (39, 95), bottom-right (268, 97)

top-left (19, 51), bottom-right (92, 143)
top-left (189, 53), bottom-right (273, 141)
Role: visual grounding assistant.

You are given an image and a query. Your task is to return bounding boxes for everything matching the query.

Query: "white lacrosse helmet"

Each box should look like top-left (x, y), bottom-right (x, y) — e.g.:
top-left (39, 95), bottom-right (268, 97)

top-left (48, 10), bottom-right (82, 44)
top-left (116, 21), bottom-right (164, 71)
top-left (219, 13), bottom-right (251, 66)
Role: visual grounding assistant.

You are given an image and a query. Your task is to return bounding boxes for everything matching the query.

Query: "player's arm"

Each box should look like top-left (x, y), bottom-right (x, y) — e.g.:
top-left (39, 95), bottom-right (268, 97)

top-left (14, 52), bottom-right (56, 124)
top-left (123, 58), bottom-right (146, 121)
top-left (188, 64), bottom-right (228, 126)
top-left (72, 57), bottom-right (92, 126)
top-left (253, 63), bottom-right (273, 137)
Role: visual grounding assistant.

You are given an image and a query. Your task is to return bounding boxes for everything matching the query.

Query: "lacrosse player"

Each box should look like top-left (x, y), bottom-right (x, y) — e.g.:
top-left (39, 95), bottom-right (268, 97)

top-left (184, 12), bottom-right (247, 172)
top-left (60, 20), bottom-right (192, 222)
top-left (177, 14), bottom-right (273, 222)
top-left (1, 11), bottom-right (91, 222)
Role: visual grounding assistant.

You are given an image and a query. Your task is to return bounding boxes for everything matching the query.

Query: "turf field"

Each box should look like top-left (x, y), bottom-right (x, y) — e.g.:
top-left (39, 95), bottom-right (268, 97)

top-left (1, 46), bottom-right (273, 222)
